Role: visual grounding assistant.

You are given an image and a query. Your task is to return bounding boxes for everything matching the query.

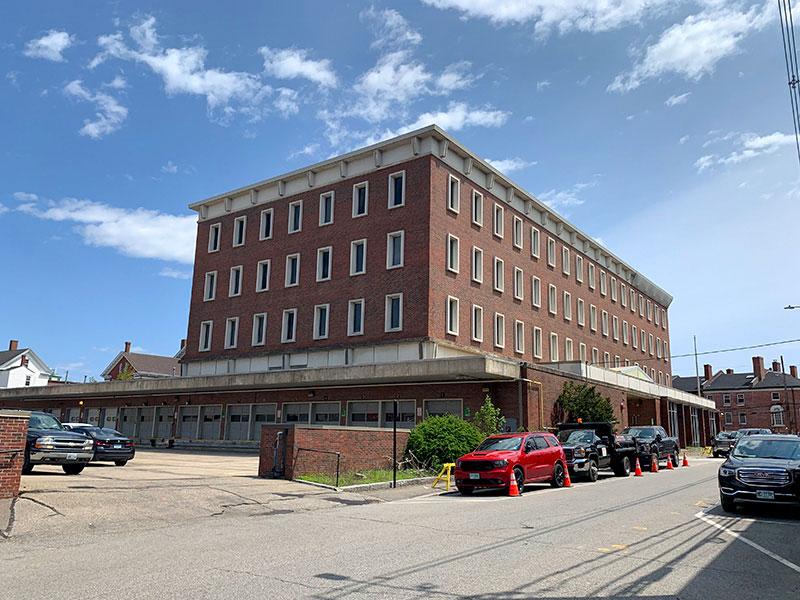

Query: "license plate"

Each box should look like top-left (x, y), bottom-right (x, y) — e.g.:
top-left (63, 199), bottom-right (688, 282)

top-left (469, 472), bottom-right (480, 480)
top-left (756, 490), bottom-right (775, 500)
top-left (66, 453), bottom-right (77, 460)
top-left (113, 445), bottom-right (122, 449)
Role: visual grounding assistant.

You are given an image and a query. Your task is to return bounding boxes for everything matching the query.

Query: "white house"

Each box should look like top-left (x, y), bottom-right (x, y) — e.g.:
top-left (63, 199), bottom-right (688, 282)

top-left (0, 340), bottom-right (53, 388)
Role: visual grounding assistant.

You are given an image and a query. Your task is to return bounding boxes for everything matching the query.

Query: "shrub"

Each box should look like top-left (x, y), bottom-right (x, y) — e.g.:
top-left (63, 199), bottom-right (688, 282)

top-left (472, 395), bottom-right (506, 437)
top-left (406, 415), bottom-right (483, 471)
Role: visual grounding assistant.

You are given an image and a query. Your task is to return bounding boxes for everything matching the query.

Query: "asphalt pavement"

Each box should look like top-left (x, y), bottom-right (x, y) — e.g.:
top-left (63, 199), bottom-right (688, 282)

top-left (2, 457), bottom-right (799, 599)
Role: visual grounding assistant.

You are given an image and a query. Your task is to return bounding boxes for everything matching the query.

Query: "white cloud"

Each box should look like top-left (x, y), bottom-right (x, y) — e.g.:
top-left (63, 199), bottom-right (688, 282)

top-left (538, 179), bottom-right (598, 212)
top-left (161, 161), bottom-right (178, 174)
top-left (103, 75), bottom-right (128, 90)
top-left (665, 91), bottom-right (691, 107)
top-left (17, 196), bottom-right (196, 263)
top-left (13, 192), bottom-right (39, 202)
top-left (679, 135), bottom-right (690, 144)
top-left (274, 87), bottom-right (300, 117)
top-left (0, 204), bottom-right (8, 216)
top-left (352, 51), bottom-right (434, 122)
top-left (486, 157), bottom-right (537, 173)
top-left (24, 30), bottom-right (76, 62)
top-left (609, 4), bottom-right (773, 93)
top-left (694, 154), bottom-right (715, 173)
top-left (361, 6), bottom-right (423, 50)
top-left (695, 131), bottom-right (796, 172)
top-left (288, 143), bottom-right (320, 160)
top-left (64, 80), bottom-right (128, 139)
top-left (259, 47), bottom-right (337, 88)
top-left (536, 80), bottom-right (550, 91)
top-left (159, 267), bottom-right (191, 280)
top-left (435, 61), bottom-right (476, 92)
top-left (6, 71), bottom-right (20, 89)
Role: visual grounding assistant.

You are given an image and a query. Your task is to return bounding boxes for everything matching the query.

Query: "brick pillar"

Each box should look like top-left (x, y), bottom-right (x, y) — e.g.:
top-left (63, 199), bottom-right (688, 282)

top-left (0, 411), bottom-right (29, 500)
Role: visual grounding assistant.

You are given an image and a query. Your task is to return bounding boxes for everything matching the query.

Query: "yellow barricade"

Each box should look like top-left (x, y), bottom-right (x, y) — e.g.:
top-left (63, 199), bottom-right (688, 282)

top-left (432, 462), bottom-right (455, 491)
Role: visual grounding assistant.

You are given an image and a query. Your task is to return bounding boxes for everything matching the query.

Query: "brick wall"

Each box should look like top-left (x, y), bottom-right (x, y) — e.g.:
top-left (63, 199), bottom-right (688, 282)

top-left (0, 411), bottom-right (28, 500)
top-left (712, 388), bottom-right (798, 432)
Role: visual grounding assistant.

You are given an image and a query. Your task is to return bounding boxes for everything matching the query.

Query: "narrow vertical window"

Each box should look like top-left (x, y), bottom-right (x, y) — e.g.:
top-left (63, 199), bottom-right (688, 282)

top-left (446, 296), bottom-right (459, 335)
top-left (229, 266), bottom-right (243, 297)
top-left (260, 208), bottom-right (273, 240)
top-left (388, 171), bottom-right (405, 208)
top-left (385, 293), bottom-right (403, 332)
top-left (471, 191), bottom-right (483, 226)
top-left (224, 317), bottom-right (239, 349)
top-left (471, 305), bottom-right (483, 342)
top-left (623, 320), bottom-right (629, 345)
top-left (562, 247), bottom-right (570, 275)
top-left (549, 333), bottom-right (559, 362)
top-left (350, 239), bottom-right (367, 276)
top-left (387, 230), bottom-right (405, 269)
top-left (255, 260), bottom-right (270, 292)
top-left (233, 216), bottom-right (246, 247)
top-left (577, 298), bottom-right (585, 326)
top-left (512, 216), bottom-right (523, 249)
top-left (252, 313), bottom-right (267, 346)
top-left (514, 320), bottom-right (525, 354)
top-left (352, 182), bottom-right (369, 217)
top-left (613, 316), bottom-right (619, 341)
top-left (285, 254), bottom-right (300, 287)
top-left (446, 234), bottom-right (460, 273)
top-left (316, 246), bottom-right (332, 282)
top-left (471, 247), bottom-right (483, 283)
top-left (533, 327), bottom-right (543, 358)
top-left (208, 223), bottom-right (221, 252)
top-left (590, 304), bottom-right (597, 331)
top-left (547, 238), bottom-right (556, 267)
top-left (548, 284), bottom-right (557, 315)
top-left (281, 308), bottom-right (297, 343)
top-left (579, 343), bottom-right (587, 363)
top-left (493, 257), bottom-right (504, 292)
top-left (447, 175), bottom-right (460, 213)
top-left (288, 200), bottom-right (303, 233)
top-left (563, 291), bottom-right (572, 321)
top-left (313, 304), bottom-right (330, 340)
top-left (621, 284), bottom-right (627, 307)
top-left (348, 299), bottom-right (365, 336)
top-left (600, 270), bottom-right (607, 296)
top-left (203, 271), bottom-right (217, 301)
top-left (199, 321), bottom-right (213, 352)
top-left (513, 267), bottom-right (524, 301)
top-left (601, 310), bottom-right (609, 337)
top-left (611, 277), bottom-right (618, 302)
top-left (532, 276), bottom-right (541, 307)
top-left (530, 227), bottom-right (540, 258)
top-left (493, 313), bottom-right (505, 348)
top-left (565, 338), bottom-right (574, 361)
top-left (588, 264), bottom-right (596, 289)
top-left (319, 191), bottom-right (334, 226)
top-left (493, 204), bottom-right (504, 237)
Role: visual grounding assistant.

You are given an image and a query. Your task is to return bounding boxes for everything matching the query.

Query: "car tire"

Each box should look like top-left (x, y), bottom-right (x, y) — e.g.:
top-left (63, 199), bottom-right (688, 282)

top-left (62, 464), bottom-right (85, 475)
top-left (712, 451), bottom-right (719, 458)
top-left (457, 486), bottom-right (473, 496)
top-left (513, 466), bottom-right (525, 493)
top-left (550, 462), bottom-right (566, 488)
top-left (587, 459), bottom-right (599, 482)
top-left (21, 447), bottom-right (33, 475)
top-left (671, 453), bottom-right (680, 468)
top-left (612, 456), bottom-right (631, 477)
top-left (114, 460), bottom-right (128, 467)
top-left (720, 493), bottom-right (736, 513)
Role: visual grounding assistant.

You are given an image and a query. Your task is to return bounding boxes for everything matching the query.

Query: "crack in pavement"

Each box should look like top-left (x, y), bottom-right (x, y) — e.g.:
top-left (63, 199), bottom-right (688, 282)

top-left (17, 493), bottom-right (65, 517)
top-left (0, 497), bottom-right (17, 539)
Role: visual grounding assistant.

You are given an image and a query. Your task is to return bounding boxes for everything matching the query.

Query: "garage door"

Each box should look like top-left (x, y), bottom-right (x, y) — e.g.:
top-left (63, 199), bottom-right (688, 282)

top-left (226, 405), bottom-right (251, 441)
top-left (200, 405), bottom-right (222, 440)
top-left (155, 407), bottom-right (174, 439)
top-left (63, 407), bottom-right (81, 423)
top-left (178, 406), bottom-right (199, 439)
top-left (120, 408), bottom-right (138, 438)
top-left (139, 407), bottom-right (155, 440)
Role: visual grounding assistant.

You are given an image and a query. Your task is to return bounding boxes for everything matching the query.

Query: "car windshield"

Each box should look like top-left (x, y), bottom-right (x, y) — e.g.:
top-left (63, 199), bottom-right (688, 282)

top-left (732, 438), bottom-right (800, 460)
top-left (717, 432), bottom-right (735, 440)
top-left (29, 414), bottom-right (64, 431)
top-left (557, 430), bottom-right (594, 444)
top-left (624, 427), bottom-right (655, 438)
top-left (100, 428), bottom-right (123, 436)
top-left (476, 437), bottom-right (522, 451)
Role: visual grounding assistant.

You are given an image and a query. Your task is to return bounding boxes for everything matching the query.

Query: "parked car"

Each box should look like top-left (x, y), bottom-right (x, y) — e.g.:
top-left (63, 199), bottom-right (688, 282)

top-left (711, 431), bottom-right (737, 457)
top-left (718, 434), bottom-right (800, 512)
top-left (621, 425), bottom-right (680, 470)
top-left (63, 423), bottom-right (135, 466)
top-left (454, 432), bottom-right (567, 495)
top-left (23, 411), bottom-right (94, 475)
top-left (556, 422), bottom-right (637, 481)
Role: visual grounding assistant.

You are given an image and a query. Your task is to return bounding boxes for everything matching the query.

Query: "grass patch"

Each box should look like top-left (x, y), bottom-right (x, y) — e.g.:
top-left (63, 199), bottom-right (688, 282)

top-left (298, 468), bottom-right (433, 487)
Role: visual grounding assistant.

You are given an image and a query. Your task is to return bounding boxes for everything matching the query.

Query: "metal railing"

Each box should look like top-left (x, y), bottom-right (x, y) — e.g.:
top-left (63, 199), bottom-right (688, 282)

top-left (295, 447), bottom-right (341, 488)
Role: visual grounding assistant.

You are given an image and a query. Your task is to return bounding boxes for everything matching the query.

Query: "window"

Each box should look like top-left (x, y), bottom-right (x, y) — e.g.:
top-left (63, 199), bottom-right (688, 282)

top-left (285, 254), bottom-right (300, 287)
top-left (255, 260), bottom-right (270, 292)
top-left (630, 289), bottom-right (636, 312)
top-left (229, 266), bottom-right (243, 297)
top-left (493, 204), bottom-right (504, 237)
top-left (199, 321), bottom-right (213, 351)
top-left (579, 343), bottom-right (587, 363)
top-left (260, 208), bottom-right (273, 240)
top-left (724, 412), bottom-right (733, 425)
top-left (224, 317), bottom-right (239, 349)
top-left (600, 271), bottom-right (607, 296)
top-left (208, 223), bottom-right (221, 252)
top-left (639, 294), bottom-right (645, 317)
top-left (563, 291), bottom-right (572, 321)
top-left (662, 309), bottom-right (667, 329)
top-left (562, 247), bottom-right (570, 275)
top-left (771, 391), bottom-right (780, 401)
top-left (632, 325), bottom-right (638, 349)
top-left (352, 182), bottom-right (368, 217)
top-left (446, 234), bottom-right (460, 273)
top-left (389, 171), bottom-right (405, 208)
top-left (233, 215), bottom-right (246, 247)
top-left (203, 271), bottom-right (217, 301)
top-left (252, 313), bottom-right (267, 346)
top-left (647, 300), bottom-right (653, 321)
top-left (548, 284), bottom-right (557, 315)
top-left (424, 399), bottom-right (463, 419)
top-left (493, 257), bottom-right (504, 292)
top-left (281, 308), bottom-right (297, 343)
top-left (549, 333), bottom-right (559, 362)
top-left (493, 313), bottom-right (505, 348)
top-left (592, 347), bottom-right (599, 364)
top-left (348, 299), bottom-right (364, 336)
top-left (575, 255), bottom-right (583, 282)
top-left (618, 356), bottom-right (623, 369)
top-left (612, 316), bottom-right (619, 341)
top-left (288, 200), bottom-right (303, 233)
top-left (771, 405), bottom-right (785, 427)
top-left (471, 247), bottom-right (483, 283)
top-left (350, 239), bottom-right (367, 276)
top-left (530, 227), bottom-right (540, 258)
top-left (604, 352), bottom-right (611, 367)
top-left (738, 393), bottom-right (746, 405)
top-left (601, 310), bottom-right (609, 337)
top-left (738, 412), bottom-right (747, 425)
top-left (513, 267), bottom-right (524, 301)
top-left (24, 375), bottom-right (31, 386)
top-left (447, 175), bottom-right (460, 213)
top-left (385, 293), bottom-right (403, 332)
top-left (664, 341), bottom-right (669, 361)
top-left (611, 277), bottom-right (617, 302)
top-left (621, 284), bottom-right (627, 307)
top-left (655, 306), bottom-right (661, 326)
top-left (532, 276), bottom-right (541, 307)
top-left (313, 304), bottom-right (330, 340)
top-left (513, 216), bottom-right (523, 249)
top-left (657, 337), bottom-right (662, 358)
top-left (588, 263), bottom-right (596, 290)
top-left (387, 231), bottom-right (405, 269)
top-left (471, 190), bottom-right (483, 226)
top-left (590, 304), bottom-right (597, 332)
top-left (547, 238), bottom-right (556, 267)
top-left (641, 330), bottom-right (647, 353)
top-left (446, 296), bottom-right (460, 335)
top-left (622, 320), bottom-right (629, 345)
top-left (723, 394), bottom-right (731, 406)
top-left (649, 333), bottom-right (654, 355)
top-left (514, 320), bottom-right (525, 354)
top-left (471, 305), bottom-right (483, 342)
top-left (284, 402), bottom-right (310, 423)
top-left (319, 191), bottom-right (334, 225)
top-left (316, 247), bottom-right (332, 282)
top-left (565, 338), bottom-right (574, 361)
top-left (312, 402), bottom-right (341, 424)
top-left (577, 298), bottom-right (585, 326)
top-left (533, 327), bottom-right (543, 358)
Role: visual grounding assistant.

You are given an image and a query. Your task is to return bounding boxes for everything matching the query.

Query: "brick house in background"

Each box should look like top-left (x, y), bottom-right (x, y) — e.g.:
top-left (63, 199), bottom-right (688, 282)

top-left (101, 341), bottom-right (182, 380)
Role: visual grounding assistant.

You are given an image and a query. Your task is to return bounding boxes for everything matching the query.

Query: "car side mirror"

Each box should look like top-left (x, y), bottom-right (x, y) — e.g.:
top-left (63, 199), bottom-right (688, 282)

top-left (655, 434), bottom-right (662, 442)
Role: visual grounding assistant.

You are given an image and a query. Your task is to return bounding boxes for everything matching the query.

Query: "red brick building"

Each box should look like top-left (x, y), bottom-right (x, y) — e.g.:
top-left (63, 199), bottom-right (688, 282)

top-left (0, 126), bottom-right (715, 448)
top-left (101, 341), bottom-right (182, 381)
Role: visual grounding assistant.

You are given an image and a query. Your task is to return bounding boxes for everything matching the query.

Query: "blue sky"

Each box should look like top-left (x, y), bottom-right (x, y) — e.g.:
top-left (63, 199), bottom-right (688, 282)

top-left (2, 1), bottom-right (799, 380)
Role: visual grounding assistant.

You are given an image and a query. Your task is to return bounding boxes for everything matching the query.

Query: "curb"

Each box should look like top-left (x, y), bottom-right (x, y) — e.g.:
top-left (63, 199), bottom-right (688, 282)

top-left (294, 476), bottom-right (439, 493)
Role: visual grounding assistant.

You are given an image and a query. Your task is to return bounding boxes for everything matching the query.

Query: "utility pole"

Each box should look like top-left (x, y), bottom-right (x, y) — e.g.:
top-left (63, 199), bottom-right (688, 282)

top-left (693, 336), bottom-right (702, 398)
top-left (781, 355), bottom-right (798, 434)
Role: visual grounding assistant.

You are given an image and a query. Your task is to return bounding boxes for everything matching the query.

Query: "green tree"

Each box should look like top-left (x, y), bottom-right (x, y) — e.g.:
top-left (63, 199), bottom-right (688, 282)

top-left (551, 382), bottom-right (615, 425)
top-left (116, 364), bottom-right (135, 381)
top-left (406, 415), bottom-right (483, 471)
top-left (472, 395), bottom-right (506, 436)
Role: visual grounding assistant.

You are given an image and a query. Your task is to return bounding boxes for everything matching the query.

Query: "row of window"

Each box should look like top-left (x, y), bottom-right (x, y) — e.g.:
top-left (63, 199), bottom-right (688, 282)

top-left (712, 391), bottom-right (783, 405)
top-left (207, 171), bottom-right (407, 252)
top-left (198, 293), bottom-right (404, 351)
top-left (203, 232), bottom-right (405, 300)
top-left (722, 406), bottom-right (785, 427)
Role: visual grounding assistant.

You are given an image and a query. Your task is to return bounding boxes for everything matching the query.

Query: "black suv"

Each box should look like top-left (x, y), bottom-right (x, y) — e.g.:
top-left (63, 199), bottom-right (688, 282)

top-left (556, 422), bottom-right (637, 481)
top-left (23, 411), bottom-right (94, 475)
top-left (718, 434), bottom-right (800, 511)
top-left (622, 425), bottom-right (680, 471)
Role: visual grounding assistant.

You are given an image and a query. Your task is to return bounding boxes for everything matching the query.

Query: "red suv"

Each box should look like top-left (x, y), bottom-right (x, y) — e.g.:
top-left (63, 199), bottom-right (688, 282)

top-left (454, 432), bottom-right (567, 495)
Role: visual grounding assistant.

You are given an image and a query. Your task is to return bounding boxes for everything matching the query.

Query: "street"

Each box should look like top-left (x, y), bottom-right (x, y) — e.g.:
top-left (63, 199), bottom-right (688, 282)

top-left (2, 458), bottom-right (798, 599)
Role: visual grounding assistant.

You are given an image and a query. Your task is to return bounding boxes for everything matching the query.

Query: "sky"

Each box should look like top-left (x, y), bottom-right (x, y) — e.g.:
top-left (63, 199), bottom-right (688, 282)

top-left (1, 0), bottom-right (799, 381)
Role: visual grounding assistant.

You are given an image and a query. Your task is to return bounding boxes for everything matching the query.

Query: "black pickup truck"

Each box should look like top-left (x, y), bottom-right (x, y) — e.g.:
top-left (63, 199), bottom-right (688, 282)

top-left (556, 422), bottom-right (637, 481)
top-left (621, 425), bottom-right (680, 470)
top-left (23, 411), bottom-right (95, 475)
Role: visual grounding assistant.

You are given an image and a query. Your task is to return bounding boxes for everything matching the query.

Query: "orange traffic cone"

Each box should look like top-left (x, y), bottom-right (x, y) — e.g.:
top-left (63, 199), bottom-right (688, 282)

top-left (651, 454), bottom-right (659, 473)
top-left (563, 467), bottom-right (572, 488)
top-left (682, 452), bottom-right (689, 467)
top-left (665, 454), bottom-right (674, 470)
top-left (634, 457), bottom-right (643, 477)
top-left (508, 472), bottom-right (521, 497)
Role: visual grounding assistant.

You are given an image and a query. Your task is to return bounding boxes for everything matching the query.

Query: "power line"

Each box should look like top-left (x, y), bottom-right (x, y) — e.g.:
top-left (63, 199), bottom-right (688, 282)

top-left (778, 0), bottom-right (800, 167)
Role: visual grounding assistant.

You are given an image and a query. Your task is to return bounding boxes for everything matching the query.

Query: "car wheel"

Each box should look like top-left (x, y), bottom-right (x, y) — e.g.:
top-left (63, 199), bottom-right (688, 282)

top-left (21, 447), bottom-right (33, 475)
top-left (712, 451), bottom-right (719, 458)
top-left (62, 464), bottom-right (85, 475)
top-left (587, 459), bottom-right (599, 482)
top-left (457, 486), bottom-right (473, 496)
top-left (612, 455), bottom-right (631, 477)
top-left (114, 460), bottom-right (128, 467)
top-left (513, 466), bottom-right (525, 493)
top-left (671, 452), bottom-right (680, 468)
top-left (649, 452), bottom-right (659, 471)
top-left (720, 493), bottom-right (736, 513)
top-left (550, 462), bottom-right (566, 488)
